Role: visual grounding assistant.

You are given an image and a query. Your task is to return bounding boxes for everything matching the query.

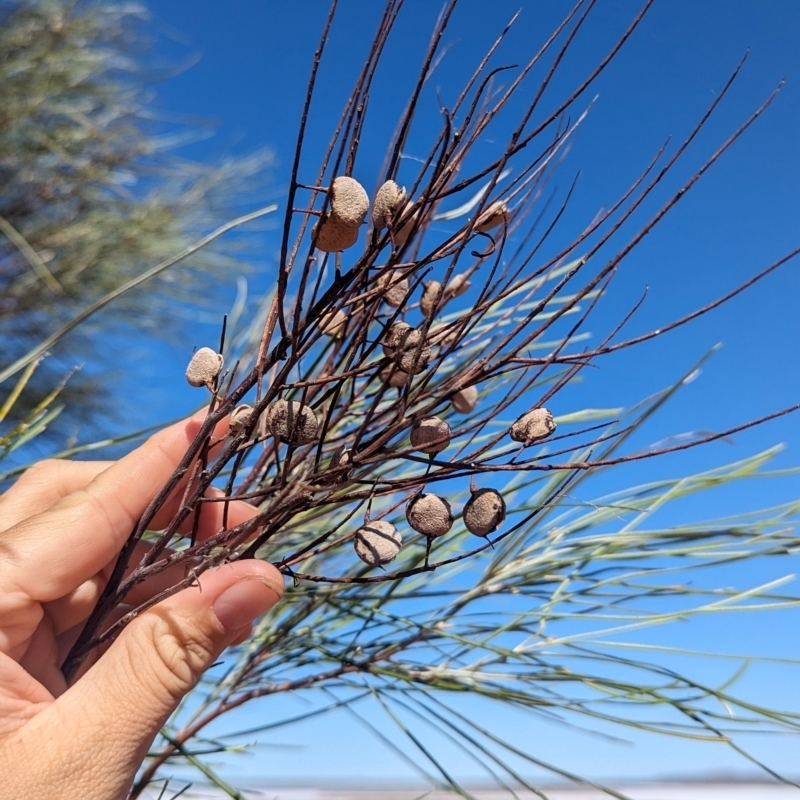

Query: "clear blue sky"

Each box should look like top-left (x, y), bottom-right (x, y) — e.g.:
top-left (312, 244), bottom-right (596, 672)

top-left (126, 0), bottom-right (799, 786)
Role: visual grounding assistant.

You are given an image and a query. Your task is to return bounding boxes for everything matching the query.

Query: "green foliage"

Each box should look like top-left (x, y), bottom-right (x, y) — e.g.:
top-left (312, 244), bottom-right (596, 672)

top-left (0, 0), bottom-right (272, 429)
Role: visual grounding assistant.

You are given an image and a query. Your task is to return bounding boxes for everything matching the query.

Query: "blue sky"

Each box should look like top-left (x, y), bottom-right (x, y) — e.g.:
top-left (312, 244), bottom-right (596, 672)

top-left (114, 0), bottom-right (800, 787)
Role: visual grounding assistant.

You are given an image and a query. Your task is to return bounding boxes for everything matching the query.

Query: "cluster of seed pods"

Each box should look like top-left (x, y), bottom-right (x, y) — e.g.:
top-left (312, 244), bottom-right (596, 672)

top-left (352, 404), bottom-right (557, 569)
top-left (183, 176), bottom-right (555, 571)
top-left (310, 174), bottom-right (508, 254)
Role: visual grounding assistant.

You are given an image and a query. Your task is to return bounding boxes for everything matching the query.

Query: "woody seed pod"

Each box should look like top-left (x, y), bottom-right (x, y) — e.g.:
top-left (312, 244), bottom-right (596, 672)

top-left (510, 407), bottom-right (556, 444)
top-left (397, 346), bottom-right (431, 374)
top-left (266, 399), bottom-right (318, 445)
top-left (185, 347), bottom-right (223, 387)
top-left (320, 309), bottom-right (347, 338)
top-left (474, 200), bottom-right (509, 233)
top-left (372, 180), bottom-right (407, 230)
top-left (390, 325), bottom-right (419, 349)
top-left (444, 273), bottom-right (470, 300)
top-left (393, 201), bottom-right (419, 247)
top-left (379, 270), bottom-right (410, 307)
top-left (463, 488), bottom-right (506, 537)
top-left (382, 321), bottom-right (412, 357)
top-left (391, 327), bottom-right (431, 374)
top-left (410, 416), bottom-right (451, 454)
top-left (420, 280), bottom-right (443, 317)
top-left (406, 493), bottom-right (453, 538)
top-left (452, 385), bottom-right (478, 414)
top-left (354, 520), bottom-right (402, 567)
top-left (313, 214), bottom-right (359, 252)
top-left (329, 175), bottom-right (369, 227)
top-left (379, 364), bottom-right (411, 387)
top-left (229, 404), bottom-right (254, 434)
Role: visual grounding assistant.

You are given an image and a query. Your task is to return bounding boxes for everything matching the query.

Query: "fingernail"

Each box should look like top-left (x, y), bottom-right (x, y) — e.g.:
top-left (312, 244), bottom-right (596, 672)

top-left (212, 578), bottom-right (281, 632)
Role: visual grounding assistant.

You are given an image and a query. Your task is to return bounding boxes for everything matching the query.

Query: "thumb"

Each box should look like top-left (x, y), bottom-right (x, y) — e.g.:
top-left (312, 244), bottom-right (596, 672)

top-left (49, 563), bottom-right (283, 798)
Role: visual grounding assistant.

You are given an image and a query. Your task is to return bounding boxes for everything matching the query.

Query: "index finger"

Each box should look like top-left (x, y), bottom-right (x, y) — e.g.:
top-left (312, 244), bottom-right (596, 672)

top-left (0, 410), bottom-right (227, 602)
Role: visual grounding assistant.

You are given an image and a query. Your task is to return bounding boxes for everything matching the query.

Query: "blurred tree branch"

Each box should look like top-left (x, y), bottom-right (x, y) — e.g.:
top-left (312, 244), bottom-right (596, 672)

top-left (0, 0), bottom-right (272, 433)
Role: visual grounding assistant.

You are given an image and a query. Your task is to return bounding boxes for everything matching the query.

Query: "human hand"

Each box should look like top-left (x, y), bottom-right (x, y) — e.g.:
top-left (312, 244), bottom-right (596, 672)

top-left (0, 413), bottom-right (284, 800)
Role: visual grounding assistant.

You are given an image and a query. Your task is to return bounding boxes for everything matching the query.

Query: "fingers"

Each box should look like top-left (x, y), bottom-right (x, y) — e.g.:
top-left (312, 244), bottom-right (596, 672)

top-left (17, 617), bottom-right (65, 699)
top-left (0, 460), bottom-right (112, 534)
top-left (153, 484), bottom-right (261, 540)
top-left (0, 411), bottom-right (221, 602)
top-left (0, 413), bottom-right (240, 536)
top-left (27, 491), bottom-right (261, 642)
top-left (37, 562), bottom-right (282, 800)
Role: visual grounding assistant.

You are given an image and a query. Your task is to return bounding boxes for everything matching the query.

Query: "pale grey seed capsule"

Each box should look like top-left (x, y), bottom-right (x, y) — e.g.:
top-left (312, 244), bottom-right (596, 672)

top-left (383, 322), bottom-right (422, 357)
top-left (391, 327), bottom-right (431, 374)
top-left (382, 321), bottom-right (412, 357)
top-left (406, 493), bottom-right (453, 538)
top-left (390, 325), bottom-right (420, 349)
top-left (510, 407), bottom-right (556, 445)
top-left (186, 347), bottom-right (223, 387)
top-left (397, 345), bottom-right (431, 374)
top-left (379, 365), bottom-right (411, 387)
top-left (420, 280), bottom-right (443, 317)
top-left (320, 309), bottom-right (347, 338)
top-left (372, 180), bottom-right (407, 230)
top-left (452, 385), bottom-right (478, 414)
top-left (474, 200), bottom-right (509, 233)
top-left (463, 488), bottom-right (506, 537)
top-left (444, 273), bottom-right (470, 300)
top-left (380, 270), bottom-right (409, 307)
top-left (266, 399), bottom-right (318, 445)
top-left (313, 214), bottom-right (359, 252)
top-left (410, 416), bottom-right (451, 454)
top-left (393, 201), bottom-right (419, 247)
top-left (330, 175), bottom-right (369, 227)
top-left (354, 520), bottom-right (402, 567)
top-left (229, 404), bottom-right (254, 434)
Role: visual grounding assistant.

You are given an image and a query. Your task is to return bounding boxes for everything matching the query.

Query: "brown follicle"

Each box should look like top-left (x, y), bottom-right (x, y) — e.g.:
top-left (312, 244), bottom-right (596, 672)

top-left (320, 309), bottom-right (347, 338)
top-left (379, 364), bottom-right (411, 387)
top-left (463, 487), bottom-right (506, 537)
top-left (410, 416), bottom-right (451, 454)
top-left (354, 520), bottom-right (402, 567)
top-left (392, 201), bottom-right (419, 247)
top-left (372, 180), bottom-right (407, 230)
top-left (229, 404), bottom-right (254, 434)
top-left (379, 270), bottom-right (410, 308)
top-left (444, 273), bottom-right (470, 300)
top-left (474, 200), bottom-right (509, 233)
top-left (396, 345), bottom-right (431, 375)
top-left (452, 385), bottom-right (478, 414)
top-left (382, 321), bottom-right (412, 357)
top-left (313, 214), bottom-right (359, 252)
top-left (390, 326), bottom-right (431, 374)
top-left (185, 347), bottom-right (223, 388)
top-left (329, 175), bottom-right (370, 227)
top-left (510, 407), bottom-right (556, 445)
top-left (420, 280), bottom-right (443, 317)
top-left (406, 493), bottom-right (453, 538)
top-left (266, 399), bottom-right (318, 445)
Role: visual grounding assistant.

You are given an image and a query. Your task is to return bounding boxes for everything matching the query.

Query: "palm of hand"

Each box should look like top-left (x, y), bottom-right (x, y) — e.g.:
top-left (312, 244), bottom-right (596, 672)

top-left (0, 416), bottom-right (282, 800)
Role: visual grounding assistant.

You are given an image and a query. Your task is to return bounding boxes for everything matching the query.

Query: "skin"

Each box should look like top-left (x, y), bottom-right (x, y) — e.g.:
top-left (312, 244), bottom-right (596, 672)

top-left (0, 411), bottom-right (284, 800)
